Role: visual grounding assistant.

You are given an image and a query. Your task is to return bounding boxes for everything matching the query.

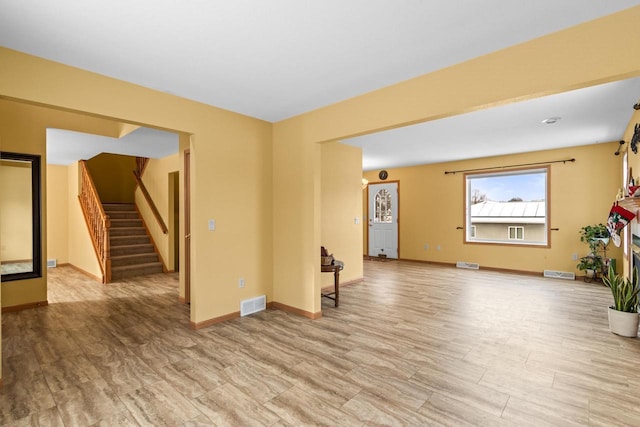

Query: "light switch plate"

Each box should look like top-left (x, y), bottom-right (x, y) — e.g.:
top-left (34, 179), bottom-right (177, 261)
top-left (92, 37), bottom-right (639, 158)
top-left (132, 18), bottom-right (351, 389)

top-left (208, 219), bottom-right (215, 231)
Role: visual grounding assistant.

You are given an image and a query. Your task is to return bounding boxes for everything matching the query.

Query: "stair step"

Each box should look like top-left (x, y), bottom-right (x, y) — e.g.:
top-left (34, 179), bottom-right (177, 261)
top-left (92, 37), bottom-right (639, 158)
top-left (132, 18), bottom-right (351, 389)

top-left (110, 227), bottom-right (147, 237)
top-left (111, 253), bottom-right (159, 267)
top-left (105, 211), bottom-right (140, 220)
top-left (110, 243), bottom-right (155, 257)
top-left (110, 235), bottom-right (150, 246)
top-left (103, 203), bottom-right (136, 211)
top-left (111, 262), bottom-right (164, 280)
top-left (110, 219), bottom-right (143, 228)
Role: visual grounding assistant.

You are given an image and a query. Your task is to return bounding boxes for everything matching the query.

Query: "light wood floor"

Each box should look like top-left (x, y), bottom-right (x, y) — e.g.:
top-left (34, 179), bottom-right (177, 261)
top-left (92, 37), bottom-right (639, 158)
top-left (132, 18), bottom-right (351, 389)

top-left (2, 260), bottom-right (640, 426)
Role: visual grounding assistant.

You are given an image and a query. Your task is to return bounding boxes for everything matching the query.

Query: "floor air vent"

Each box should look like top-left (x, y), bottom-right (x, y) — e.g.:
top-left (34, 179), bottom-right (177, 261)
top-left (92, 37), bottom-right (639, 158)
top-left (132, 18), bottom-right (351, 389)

top-left (543, 270), bottom-right (575, 280)
top-left (456, 261), bottom-right (479, 270)
top-left (241, 295), bottom-right (266, 316)
top-left (47, 259), bottom-right (57, 268)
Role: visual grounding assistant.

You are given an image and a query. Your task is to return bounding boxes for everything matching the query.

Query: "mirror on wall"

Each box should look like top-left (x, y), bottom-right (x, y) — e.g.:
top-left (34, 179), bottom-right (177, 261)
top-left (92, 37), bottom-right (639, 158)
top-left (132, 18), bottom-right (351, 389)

top-left (0, 152), bottom-right (42, 281)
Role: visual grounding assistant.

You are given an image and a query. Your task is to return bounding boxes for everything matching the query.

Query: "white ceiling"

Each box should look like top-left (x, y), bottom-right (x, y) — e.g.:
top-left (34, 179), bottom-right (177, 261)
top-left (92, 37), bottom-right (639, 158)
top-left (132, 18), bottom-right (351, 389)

top-left (346, 77), bottom-right (640, 171)
top-left (46, 127), bottom-right (178, 165)
top-left (2, 1), bottom-right (640, 169)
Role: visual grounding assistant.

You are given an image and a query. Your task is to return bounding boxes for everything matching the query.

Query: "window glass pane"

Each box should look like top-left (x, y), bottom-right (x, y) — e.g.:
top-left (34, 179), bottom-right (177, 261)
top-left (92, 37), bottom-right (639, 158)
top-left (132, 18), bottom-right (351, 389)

top-left (374, 189), bottom-right (392, 223)
top-left (466, 168), bottom-right (547, 245)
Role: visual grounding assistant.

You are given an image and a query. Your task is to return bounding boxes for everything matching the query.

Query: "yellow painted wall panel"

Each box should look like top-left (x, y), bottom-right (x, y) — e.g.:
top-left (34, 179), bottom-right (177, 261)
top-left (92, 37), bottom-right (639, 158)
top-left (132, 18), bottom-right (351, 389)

top-left (273, 7), bottom-right (640, 313)
top-left (321, 142), bottom-right (364, 287)
top-left (66, 161), bottom-right (102, 279)
top-left (0, 161), bottom-right (33, 261)
top-left (0, 101), bottom-right (47, 309)
top-left (46, 164), bottom-right (69, 264)
top-left (363, 142), bottom-right (622, 274)
top-left (86, 153), bottom-right (137, 204)
top-left (136, 153), bottom-right (180, 270)
top-left (0, 54), bottom-right (274, 325)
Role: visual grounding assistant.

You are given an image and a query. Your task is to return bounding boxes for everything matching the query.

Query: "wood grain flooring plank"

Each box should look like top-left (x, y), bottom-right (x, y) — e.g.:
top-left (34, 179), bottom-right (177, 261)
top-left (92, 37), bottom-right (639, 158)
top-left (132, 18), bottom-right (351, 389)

top-left (4, 262), bottom-right (640, 425)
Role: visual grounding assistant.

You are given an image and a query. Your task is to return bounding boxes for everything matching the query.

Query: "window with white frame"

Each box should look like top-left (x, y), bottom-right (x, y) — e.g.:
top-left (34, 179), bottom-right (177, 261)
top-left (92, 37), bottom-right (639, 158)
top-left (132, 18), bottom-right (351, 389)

top-left (465, 167), bottom-right (548, 246)
top-left (508, 226), bottom-right (524, 240)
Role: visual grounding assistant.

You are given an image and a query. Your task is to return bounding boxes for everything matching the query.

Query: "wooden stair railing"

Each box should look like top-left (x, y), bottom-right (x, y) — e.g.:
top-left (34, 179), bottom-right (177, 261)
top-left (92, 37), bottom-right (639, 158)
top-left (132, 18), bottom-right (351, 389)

top-left (132, 170), bottom-right (168, 234)
top-left (136, 157), bottom-right (149, 177)
top-left (78, 160), bottom-right (111, 283)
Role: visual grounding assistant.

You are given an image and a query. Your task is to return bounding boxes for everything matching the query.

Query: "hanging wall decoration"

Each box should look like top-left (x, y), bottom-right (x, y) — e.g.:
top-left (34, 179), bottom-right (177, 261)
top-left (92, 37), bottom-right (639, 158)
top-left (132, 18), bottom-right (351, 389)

top-left (606, 202), bottom-right (636, 247)
top-left (631, 123), bottom-right (640, 154)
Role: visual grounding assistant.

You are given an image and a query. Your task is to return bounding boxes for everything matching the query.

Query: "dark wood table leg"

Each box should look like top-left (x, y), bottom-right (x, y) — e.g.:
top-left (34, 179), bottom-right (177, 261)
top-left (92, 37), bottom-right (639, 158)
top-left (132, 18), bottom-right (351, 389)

top-left (334, 269), bottom-right (339, 307)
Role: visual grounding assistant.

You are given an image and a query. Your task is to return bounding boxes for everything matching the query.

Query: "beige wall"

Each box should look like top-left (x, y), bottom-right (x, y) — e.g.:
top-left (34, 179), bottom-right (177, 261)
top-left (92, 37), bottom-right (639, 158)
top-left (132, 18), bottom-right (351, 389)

top-left (66, 161), bottom-right (102, 278)
top-left (46, 162), bottom-right (102, 279)
top-left (0, 99), bottom-right (124, 381)
top-left (0, 160), bottom-right (32, 261)
top-left (362, 142), bottom-right (623, 275)
top-left (320, 142), bottom-right (364, 287)
top-left (136, 153), bottom-right (180, 270)
top-left (87, 153), bottom-right (137, 203)
top-left (274, 7), bottom-right (640, 316)
top-left (0, 7), bottom-right (637, 386)
top-left (0, 101), bottom-right (48, 312)
top-left (0, 47), bottom-right (275, 326)
top-left (46, 164), bottom-right (69, 264)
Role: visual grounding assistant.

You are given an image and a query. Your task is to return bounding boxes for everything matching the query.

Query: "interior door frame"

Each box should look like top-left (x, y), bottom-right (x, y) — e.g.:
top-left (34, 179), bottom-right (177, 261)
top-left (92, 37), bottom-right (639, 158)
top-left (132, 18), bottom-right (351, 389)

top-left (365, 180), bottom-right (400, 258)
top-left (184, 149), bottom-right (191, 304)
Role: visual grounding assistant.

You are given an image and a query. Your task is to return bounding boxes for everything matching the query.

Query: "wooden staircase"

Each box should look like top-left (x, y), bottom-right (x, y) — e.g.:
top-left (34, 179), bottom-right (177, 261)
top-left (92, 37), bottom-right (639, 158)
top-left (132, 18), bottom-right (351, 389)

top-left (104, 203), bottom-right (164, 280)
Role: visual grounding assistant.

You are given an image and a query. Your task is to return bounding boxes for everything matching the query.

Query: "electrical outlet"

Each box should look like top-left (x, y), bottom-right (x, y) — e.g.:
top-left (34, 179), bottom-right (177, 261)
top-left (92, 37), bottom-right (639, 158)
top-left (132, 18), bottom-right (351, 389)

top-left (437, 245), bottom-right (441, 251)
top-left (423, 243), bottom-right (429, 251)
top-left (572, 253), bottom-right (578, 261)
top-left (239, 278), bottom-right (245, 288)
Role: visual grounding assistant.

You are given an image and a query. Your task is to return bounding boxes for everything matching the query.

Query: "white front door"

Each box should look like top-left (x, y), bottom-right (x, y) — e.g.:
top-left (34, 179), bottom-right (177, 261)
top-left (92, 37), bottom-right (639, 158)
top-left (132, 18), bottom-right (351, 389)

top-left (368, 182), bottom-right (398, 259)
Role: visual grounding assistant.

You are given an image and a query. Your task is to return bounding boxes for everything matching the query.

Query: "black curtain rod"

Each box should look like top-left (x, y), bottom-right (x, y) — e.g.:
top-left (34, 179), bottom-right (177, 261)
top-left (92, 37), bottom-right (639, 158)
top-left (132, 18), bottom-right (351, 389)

top-left (444, 158), bottom-right (575, 175)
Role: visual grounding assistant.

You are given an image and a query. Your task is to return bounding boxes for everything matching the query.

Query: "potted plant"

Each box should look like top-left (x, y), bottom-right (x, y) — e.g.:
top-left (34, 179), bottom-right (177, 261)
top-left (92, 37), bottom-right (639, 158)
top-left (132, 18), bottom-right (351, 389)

top-left (603, 265), bottom-right (640, 337)
top-left (579, 223), bottom-right (609, 254)
top-left (577, 224), bottom-right (610, 281)
top-left (577, 254), bottom-right (604, 281)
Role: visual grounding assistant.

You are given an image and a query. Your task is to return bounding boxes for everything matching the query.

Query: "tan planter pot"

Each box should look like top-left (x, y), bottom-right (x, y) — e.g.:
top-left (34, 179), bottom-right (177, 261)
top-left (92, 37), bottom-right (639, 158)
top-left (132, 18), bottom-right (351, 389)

top-left (608, 307), bottom-right (639, 337)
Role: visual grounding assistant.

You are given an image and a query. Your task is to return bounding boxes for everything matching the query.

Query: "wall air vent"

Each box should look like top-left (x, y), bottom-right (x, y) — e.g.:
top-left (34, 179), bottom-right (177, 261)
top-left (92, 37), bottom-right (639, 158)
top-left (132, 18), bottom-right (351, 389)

top-left (456, 261), bottom-right (480, 270)
top-left (240, 295), bottom-right (266, 316)
top-left (47, 259), bottom-right (57, 268)
top-left (543, 270), bottom-right (575, 280)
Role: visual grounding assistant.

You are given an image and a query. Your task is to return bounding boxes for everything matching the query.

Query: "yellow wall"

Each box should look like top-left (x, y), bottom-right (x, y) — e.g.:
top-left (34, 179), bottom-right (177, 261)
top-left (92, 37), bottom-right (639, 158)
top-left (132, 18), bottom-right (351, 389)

top-left (0, 100), bottom-right (48, 310)
top-left (273, 7), bottom-right (640, 315)
top-left (136, 153), bottom-right (180, 270)
top-left (0, 6), bottom-right (638, 339)
top-left (362, 142), bottom-right (623, 275)
top-left (0, 99), bottom-right (124, 380)
top-left (321, 142), bottom-right (364, 287)
top-left (46, 164), bottom-right (69, 264)
top-left (0, 161), bottom-right (33, 261)
top-left (86, 153), bottom-right (137, 203)
top-left (67, 161), bottom-right (103, 279)
top-left (0, 47), bottom-right (274, 326)
top-left (45, 162), bottom-right (102, 279)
